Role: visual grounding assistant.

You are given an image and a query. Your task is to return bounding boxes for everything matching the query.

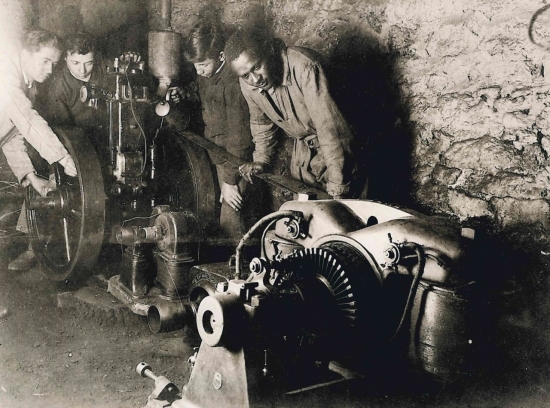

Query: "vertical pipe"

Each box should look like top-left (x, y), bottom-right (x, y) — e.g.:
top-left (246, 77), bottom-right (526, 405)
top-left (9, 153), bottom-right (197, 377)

top-left (159, 0), bottom-right (171, 30)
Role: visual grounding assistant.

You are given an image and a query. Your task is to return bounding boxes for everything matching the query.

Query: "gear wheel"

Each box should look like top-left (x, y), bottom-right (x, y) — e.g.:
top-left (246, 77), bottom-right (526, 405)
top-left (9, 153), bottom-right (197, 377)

top-left (282, 242), bottom-right (382, 332)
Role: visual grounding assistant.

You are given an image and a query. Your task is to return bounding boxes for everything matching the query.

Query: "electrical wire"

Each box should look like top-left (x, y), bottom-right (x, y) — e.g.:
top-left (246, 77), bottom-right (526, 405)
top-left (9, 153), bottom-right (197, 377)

top-left (181, 210), bottom-right (202, 263)
top-left (118, 214), bottom-right (158, 257)
top-left (390, 242), bottom-right (426, 342)
top-left (260, 217), bottom-right (285, 260)
top-left (158, 257), bottom-right (187, 329)
top-left (0, 181), bottom-right (20, 192)
top-left (235, 210), bottom-right (299, 279)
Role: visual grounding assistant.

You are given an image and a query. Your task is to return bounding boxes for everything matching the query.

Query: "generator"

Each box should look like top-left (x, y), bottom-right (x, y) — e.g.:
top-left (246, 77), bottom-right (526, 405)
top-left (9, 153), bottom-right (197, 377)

top-left (136, 199), bottom-right (513, 408)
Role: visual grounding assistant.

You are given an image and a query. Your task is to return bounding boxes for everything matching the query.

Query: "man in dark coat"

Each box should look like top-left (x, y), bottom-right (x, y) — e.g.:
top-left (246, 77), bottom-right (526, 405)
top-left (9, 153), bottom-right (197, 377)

top-left (179, 21), bottom-right (257, 240)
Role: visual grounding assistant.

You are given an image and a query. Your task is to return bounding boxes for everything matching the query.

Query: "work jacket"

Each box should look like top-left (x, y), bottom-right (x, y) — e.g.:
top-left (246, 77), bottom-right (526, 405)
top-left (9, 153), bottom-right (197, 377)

top-left (37, 62), bottom-right (107, 131)
top-left (0, 52), bottom-right (69, 182)
top-left (239, 45), bottom-right (355, 197)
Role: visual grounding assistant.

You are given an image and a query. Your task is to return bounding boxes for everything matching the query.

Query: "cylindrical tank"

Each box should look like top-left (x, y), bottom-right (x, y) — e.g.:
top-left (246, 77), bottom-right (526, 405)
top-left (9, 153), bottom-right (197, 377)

top-left (408, 281), bottom-right (497, 381)
top-left (148, 31), bottom-right (181, 96)
top-left (159, 0), bottom-right (172, 29)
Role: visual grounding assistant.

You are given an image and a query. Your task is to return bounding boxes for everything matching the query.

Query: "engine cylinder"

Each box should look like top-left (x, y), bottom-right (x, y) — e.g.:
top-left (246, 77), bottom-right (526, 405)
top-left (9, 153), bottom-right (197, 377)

top-left (148, 31), bottom-right (181, 95)
top-left (154, 252), bottom-right (193, 299)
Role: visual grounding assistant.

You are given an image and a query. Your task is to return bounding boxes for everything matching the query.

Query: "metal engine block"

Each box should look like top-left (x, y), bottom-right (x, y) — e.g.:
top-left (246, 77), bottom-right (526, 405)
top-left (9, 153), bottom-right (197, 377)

top-left (25, 55), bottom-right (218, 282)
top-left (137, 199), bottom-right (513, 408)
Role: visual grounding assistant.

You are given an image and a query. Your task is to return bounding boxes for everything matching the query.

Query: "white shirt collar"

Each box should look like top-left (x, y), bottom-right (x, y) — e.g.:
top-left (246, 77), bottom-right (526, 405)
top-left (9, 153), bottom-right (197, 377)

top-left (214, 60), bottom-right (226, 76)
top-left (21, 62), bottom-right (32, 88)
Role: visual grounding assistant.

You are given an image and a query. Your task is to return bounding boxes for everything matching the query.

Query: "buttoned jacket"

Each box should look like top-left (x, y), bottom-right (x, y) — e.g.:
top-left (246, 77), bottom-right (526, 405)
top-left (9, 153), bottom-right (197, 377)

top-left (37, 61), bottom-right (107, 130)
top-left (238, 45), bottom-right (355, 196)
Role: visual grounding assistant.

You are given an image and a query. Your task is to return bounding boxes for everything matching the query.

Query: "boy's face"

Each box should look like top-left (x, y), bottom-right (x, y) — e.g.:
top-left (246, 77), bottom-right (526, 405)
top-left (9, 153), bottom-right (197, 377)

top-left (66, 52), bottom-right (95, 82)
top-left (193, 55), bottom-right (224, 78)
top-left (231, 51), bottom-right (273, 91)
top-left (22, 46), bottom-right (61, 83)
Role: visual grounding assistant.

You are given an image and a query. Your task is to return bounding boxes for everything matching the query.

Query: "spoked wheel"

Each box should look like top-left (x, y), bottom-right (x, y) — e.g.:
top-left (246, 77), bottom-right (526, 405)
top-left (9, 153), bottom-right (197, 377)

top-left (26, 127), bottom-right (106, 282)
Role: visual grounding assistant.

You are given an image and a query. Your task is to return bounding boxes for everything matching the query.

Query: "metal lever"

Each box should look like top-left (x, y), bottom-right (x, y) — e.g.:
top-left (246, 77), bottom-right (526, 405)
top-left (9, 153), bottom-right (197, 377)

top-left (136, 362), bottom-right (180, 402)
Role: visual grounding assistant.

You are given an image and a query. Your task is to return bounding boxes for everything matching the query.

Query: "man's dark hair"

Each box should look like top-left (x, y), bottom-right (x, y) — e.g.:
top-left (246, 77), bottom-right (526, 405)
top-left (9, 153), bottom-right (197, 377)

top-left (224, 27), bottom-right (278, 63)
top-left (23, 30), bottom-right (61, 53)
top-left (65, 32), bottom-right (96, 56)
top-left (184, 21), bottom-right (226, 63)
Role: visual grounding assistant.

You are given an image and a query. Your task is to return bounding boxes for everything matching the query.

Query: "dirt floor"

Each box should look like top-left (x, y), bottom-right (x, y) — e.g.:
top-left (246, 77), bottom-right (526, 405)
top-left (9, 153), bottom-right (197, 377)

top-left (2, 227), bottom-right (550, 407)
top-left (0, 237), bottom-right (200, 408)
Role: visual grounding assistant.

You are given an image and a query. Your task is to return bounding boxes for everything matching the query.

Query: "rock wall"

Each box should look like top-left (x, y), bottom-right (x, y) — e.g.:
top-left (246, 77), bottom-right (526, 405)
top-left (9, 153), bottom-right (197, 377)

top-left (39, 0), bottom-right (147, 36)
top-left (38, 0), bottom-right (149, 56)
top-left (387, 1), bottom-right (550, 258)
top-left (153, 0), bottom-right (550, 271)
top-left (0, 0), bottom-right (37, 55)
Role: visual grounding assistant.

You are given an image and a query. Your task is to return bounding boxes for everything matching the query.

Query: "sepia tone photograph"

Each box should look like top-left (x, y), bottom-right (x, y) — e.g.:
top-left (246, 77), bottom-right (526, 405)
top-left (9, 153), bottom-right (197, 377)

top-left (0, 0), bottom-right (549, 407)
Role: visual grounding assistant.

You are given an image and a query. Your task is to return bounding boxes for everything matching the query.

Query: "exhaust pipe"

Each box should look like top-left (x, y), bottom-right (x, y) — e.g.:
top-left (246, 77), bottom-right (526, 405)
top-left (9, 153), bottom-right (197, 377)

top-left (159, 0), bottom-right (172, 30)
top-left (147, 300), bottom-right (197, 333)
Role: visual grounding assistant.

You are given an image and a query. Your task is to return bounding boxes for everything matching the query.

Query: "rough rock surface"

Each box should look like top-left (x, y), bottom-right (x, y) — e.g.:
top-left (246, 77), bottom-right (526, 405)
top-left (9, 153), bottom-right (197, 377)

top-left (151, 0), bottom-right (550, 270)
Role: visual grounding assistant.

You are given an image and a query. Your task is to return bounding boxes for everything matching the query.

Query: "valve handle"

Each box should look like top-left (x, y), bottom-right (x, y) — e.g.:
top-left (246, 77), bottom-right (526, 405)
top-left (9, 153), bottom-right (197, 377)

top-left (136, 362), bottom-right (158, 381)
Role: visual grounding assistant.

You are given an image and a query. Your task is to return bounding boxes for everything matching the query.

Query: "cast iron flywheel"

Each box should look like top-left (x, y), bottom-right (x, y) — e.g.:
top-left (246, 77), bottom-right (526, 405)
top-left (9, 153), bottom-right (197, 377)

top-left (26, 127), bottom-right (106, 282)
top-left (154, 130), bottom-right (217, 234)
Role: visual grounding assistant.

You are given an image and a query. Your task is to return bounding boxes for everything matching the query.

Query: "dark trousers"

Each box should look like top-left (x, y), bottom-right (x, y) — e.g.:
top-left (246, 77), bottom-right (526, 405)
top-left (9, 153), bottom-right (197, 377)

top-left (216, 169), bottom-right (263, 240)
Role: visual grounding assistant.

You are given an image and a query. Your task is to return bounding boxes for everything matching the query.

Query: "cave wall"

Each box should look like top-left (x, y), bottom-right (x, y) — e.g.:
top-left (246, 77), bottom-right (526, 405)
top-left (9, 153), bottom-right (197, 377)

top-left (0, 0), bottom-right (37, 55)
top-left (38, 0), bottom-right (149, 56)
top-left (151, 0), bottom-right (550, 273)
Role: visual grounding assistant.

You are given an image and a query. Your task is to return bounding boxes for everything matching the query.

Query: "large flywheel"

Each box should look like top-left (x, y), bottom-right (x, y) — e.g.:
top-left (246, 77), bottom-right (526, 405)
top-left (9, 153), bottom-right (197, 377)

top-left (26, 127), bottom-right (106, 281)
top-left (26, 126), bottom-right (217, 283)
top-left (154, 130), bottom-right (217, 234)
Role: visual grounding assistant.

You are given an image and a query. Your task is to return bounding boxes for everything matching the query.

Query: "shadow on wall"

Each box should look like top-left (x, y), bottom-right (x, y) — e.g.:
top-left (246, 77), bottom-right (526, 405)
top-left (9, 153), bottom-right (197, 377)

top-left (325, 33), bottom-right (414, 207)
top-left (96, 10), bottom-right (149, 59)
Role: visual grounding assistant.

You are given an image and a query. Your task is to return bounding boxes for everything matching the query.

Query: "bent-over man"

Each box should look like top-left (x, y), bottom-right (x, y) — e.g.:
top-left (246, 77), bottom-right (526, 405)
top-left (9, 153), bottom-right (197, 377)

top-left (0, 29), bottom-right (77, 271)
top-left (225, 28), bottom-right (356, 199)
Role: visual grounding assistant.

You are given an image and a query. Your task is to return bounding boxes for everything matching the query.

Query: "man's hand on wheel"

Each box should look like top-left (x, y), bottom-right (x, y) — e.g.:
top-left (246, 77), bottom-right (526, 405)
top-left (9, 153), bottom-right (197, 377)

top-left (221, 182), bottom-right (243, 212)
